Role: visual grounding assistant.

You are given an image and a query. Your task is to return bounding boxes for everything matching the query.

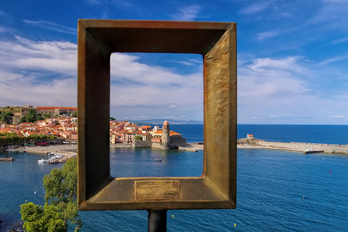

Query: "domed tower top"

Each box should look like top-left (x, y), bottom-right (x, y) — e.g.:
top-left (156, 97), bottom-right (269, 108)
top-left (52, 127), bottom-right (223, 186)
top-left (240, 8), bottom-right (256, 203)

top-left (163, 120), bottom-right (169, 127)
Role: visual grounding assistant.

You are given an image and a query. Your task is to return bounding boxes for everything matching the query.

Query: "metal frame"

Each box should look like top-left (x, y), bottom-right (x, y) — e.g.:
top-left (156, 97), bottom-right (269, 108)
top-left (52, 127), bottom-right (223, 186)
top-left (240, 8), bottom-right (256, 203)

top-left (78, 19), bottom-right (237, 211)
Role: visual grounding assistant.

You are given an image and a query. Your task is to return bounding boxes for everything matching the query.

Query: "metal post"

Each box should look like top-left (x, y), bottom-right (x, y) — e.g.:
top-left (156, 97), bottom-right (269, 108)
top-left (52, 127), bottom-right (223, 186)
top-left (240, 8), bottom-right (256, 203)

top-left (148, 209), bottom-right (167, 232)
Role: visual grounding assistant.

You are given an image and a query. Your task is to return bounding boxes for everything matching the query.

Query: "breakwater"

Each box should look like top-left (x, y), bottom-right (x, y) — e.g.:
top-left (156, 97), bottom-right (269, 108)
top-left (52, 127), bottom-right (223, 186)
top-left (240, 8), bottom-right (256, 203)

top-left (238, 137), bottom-right (348, 155)
top-left (0, 157), bottom-right (14, 162)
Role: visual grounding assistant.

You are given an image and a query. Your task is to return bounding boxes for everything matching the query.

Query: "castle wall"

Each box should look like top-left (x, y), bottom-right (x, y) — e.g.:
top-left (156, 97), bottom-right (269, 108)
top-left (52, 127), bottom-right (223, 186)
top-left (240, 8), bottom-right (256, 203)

top-left (133, 140), bottom-right (152, 148)
top-left (170, 135), bottom-right (186, 146)
top-left (151, 142), bottom-right (162, 149)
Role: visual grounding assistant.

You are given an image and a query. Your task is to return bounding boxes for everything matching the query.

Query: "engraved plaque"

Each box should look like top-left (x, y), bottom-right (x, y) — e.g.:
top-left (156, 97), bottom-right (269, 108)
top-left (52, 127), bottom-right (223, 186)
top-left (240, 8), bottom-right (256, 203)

top-left (135, 180), bottom-right (180, 201)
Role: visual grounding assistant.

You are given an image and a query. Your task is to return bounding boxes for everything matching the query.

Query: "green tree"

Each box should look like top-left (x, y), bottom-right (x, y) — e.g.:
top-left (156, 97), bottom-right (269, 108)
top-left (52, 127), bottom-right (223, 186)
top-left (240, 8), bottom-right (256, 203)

top-left (44, 113), bottom-right (52, 118)
top-left (38, 134), bottom-right (48, 142)
top-left (20, 116), bottom-right (27, 123)
top-left (38, 114), bottom-right (45, 121)
top-left (29, 109), bottom-right (36, 115)
top-left (6, 132), bottom-right (19, 144)
top-left (0, 112), bottom-right (14, 123)
top-left (134, 135), bottom-right (143, 141)
top-left (20, 202), bottom-right (66, 232)
top-left (49, 135), bottom-right (57, 142)
top-left (20, 158), bottom-right (82, 232)
top-left (20, 109), bottom-right (40, 123)
top-left (29, 134), bottom-right (39, 144)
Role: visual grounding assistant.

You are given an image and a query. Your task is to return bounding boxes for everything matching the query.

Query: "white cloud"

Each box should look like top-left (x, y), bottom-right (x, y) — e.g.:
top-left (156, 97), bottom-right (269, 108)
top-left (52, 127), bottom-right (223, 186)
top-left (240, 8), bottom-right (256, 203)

top-left (22, 20), bottom-right (76, 35)
top-left (0, 25), bottom-right (12, 34)
top-left (256, 31), bottom-right (279, 41)
top-left (86, 0), bottom-right (132, 7)
top-left (0, 70), bottom-right (76, 107)
top-left (316, 54), bottom-right (348, 66)
top-left (170, 58), bottom-right (202, 66)
top-left (332, 37), bottom-right (348, 44)
top-left (237, 55), bottom-right (348, 124)
top-left (248, 56), bottom-right (308, 74)
top-left (171, 5), bottom-right (202, 21)
top-left (85, 0), bottom-right (134, 19)
top-left (239, 1), bottom-right (272, 15)
top-left (0, 36), bottom-right (203, 120)
top-left (110, 53), bottom-right (203, 108)
top-left (0, 36), bottom-right (76, 76)
top-left (0, 37), bottom-right (77, 107)
top-left (306, 0), bottom-right (348, 32)
top-left (109, 52), bottom-right (203, 120)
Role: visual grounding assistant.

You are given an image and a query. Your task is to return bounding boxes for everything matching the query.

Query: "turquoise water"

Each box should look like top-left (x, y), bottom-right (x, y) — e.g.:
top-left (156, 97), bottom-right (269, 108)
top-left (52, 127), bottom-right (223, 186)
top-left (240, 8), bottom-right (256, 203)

top-left (1, 125), bottom-right (348, 231)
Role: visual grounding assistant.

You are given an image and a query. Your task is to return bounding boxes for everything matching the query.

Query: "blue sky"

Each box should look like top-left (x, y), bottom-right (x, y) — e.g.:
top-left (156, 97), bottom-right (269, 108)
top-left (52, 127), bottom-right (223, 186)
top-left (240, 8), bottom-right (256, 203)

top-left (0, 0), bottom-right (348, 124)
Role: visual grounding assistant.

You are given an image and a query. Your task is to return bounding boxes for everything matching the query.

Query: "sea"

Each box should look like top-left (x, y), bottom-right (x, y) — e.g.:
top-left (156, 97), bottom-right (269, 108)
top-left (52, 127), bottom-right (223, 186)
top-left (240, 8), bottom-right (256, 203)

top-left (1, 124), bottom-right (348, 232)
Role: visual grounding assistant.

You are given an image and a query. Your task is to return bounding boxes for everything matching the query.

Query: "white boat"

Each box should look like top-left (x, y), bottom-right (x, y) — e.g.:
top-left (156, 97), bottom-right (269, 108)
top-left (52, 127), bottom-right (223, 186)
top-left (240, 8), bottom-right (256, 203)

top-left (38, 155), bottom-right (63, 164)
top-left (38, 159), bottom-right (48, 163)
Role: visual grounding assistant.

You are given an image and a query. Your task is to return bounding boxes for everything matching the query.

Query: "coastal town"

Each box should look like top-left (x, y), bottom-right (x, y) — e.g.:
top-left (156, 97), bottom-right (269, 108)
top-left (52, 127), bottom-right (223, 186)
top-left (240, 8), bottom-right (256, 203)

top-left (0, 106), bottom-right (201, 162)
top-left (4, 105), bottom-right (347, 163)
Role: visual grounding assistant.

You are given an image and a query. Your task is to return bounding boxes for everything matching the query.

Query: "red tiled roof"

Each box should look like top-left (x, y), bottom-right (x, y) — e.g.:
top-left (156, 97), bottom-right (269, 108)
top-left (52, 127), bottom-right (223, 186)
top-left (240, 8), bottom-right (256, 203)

top-left (37, 106), bottom-right (77, 110)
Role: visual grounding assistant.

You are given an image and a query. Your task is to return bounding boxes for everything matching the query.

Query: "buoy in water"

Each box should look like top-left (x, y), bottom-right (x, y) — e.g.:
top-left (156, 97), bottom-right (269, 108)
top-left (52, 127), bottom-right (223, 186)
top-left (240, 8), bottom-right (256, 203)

top-left (172, 215), bottom-right (174, 218)
top-left (234, 223), bottom-right (236, 227)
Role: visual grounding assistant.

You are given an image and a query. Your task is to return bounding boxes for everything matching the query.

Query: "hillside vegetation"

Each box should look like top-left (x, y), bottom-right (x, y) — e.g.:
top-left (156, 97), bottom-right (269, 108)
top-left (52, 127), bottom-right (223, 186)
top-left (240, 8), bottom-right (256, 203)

top-left (0, 106), bottom-right (22, 114)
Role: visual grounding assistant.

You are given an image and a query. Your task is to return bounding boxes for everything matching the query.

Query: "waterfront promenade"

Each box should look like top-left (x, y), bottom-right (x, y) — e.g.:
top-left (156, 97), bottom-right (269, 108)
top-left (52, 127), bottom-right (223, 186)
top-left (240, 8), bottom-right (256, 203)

top-left (9, 138), bottom-right (348, 163)
top-left (9, 142), bottom-right (204, 161)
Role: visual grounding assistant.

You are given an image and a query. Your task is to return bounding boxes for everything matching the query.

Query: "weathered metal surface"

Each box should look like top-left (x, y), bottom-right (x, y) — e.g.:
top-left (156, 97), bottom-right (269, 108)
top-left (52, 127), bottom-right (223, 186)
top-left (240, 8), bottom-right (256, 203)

top-left (135, 180), bottom-right (180, 201)
top-left (78, 19), bottom-right (237, 211)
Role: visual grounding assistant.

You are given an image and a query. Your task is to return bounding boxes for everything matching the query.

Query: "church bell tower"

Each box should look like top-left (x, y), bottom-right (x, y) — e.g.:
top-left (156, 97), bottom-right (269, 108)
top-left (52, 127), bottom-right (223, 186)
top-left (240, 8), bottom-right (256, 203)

top-left (162, 120), bottom-right (170, 149)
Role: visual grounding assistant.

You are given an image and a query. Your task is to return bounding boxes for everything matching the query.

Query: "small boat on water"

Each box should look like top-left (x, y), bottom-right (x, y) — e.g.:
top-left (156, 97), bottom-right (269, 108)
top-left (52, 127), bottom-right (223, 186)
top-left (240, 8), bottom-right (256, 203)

top-left (38, 159), bottom-right (48, 163)
top-left (38, 154), bottom-right (63, 164)
top-left (304, 149), bottom-right (324, 154)
top-left (155, 158), bottom-right (162, 162)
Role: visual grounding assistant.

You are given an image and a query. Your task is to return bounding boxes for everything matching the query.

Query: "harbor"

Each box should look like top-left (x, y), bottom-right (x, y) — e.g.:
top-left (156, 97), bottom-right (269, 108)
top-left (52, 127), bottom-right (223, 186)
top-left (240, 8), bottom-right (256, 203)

top-left (1, 124), bottom-right (348, 231)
